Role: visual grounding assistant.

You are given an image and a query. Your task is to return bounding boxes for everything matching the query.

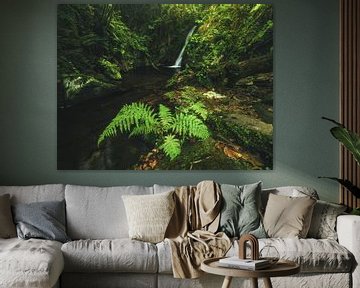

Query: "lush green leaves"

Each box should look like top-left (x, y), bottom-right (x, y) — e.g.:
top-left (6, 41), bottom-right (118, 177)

top-left (98, 102), bottom-right (210, 160)
top-left (58, 4), bottom-right (148, 101)
top-left (97, 102), bottom-right (157, 145)
top-left (321, 117), bottom-right (360, 199)
top-left (159, 135), bottom-right (181, 160)
top-left (330, 127), bottom-right (360, 165)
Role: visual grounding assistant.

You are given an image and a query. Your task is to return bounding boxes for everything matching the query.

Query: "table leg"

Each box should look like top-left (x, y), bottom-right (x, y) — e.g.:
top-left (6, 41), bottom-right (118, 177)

top-left (251, 278), bottom-right (258, 288)
top-left (221, 276), bottom-right (233, 288)
top-left (263, 277), bottom-right (273, 288)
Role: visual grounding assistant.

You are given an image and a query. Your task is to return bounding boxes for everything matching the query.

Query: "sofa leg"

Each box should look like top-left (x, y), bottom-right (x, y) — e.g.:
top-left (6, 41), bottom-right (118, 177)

top-left (251, 278), bottom-right (258, 288)
top-left (263, 277), bottom-right (273, 288)
top-left (221, 276), bottom-right (232, 288)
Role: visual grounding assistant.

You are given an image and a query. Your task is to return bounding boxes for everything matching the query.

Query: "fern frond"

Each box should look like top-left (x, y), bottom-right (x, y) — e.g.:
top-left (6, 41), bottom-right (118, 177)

top-left (158, 104), bottom-right (173, 131)
top-left (159, 135), bottom-right (181, 160)
top-left (187, 101), bottom-right (208, 120)
top-left (98, 102), bottom-right (157, 146)
top-left (172, 113), bottom-right (210, 140)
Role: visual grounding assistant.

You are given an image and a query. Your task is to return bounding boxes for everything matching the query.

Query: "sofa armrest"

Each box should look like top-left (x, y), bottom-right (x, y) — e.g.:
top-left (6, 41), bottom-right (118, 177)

top-left (337, 215), bottom-right (360, 288)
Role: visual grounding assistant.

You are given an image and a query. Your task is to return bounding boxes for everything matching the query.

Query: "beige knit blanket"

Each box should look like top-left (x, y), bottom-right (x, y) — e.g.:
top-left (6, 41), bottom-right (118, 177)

top-left (165, 181), bottom-right (231, 279)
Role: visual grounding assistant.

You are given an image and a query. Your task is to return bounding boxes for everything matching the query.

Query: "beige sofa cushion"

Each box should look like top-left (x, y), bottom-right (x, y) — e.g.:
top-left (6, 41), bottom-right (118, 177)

top-left (263, 193), bottom-right (316, 238)
top-left (261, 186), bottom-right (319, 212)
top-left (0, 238), bottom-right (63, 288)
top-left (65, 185), bottom-right (153, 239)
top-left (62, 239), bottom-right (158, 273)
top-left (122, 191), bottom-right (175, 243)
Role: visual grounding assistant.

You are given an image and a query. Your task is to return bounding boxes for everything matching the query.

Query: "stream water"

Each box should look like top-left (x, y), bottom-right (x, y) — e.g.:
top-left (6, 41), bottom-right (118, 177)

top-left (57, 67), bottom-right (174, 170)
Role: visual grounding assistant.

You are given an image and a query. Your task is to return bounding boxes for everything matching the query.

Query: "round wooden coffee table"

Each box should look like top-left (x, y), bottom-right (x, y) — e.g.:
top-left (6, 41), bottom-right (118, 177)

top-left (201, 257), bottom-right (300, 288)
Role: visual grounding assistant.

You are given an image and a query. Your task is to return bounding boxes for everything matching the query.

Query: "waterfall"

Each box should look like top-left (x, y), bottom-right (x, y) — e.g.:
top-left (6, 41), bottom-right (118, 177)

top-left (168, 26), bottom-right (196, 68)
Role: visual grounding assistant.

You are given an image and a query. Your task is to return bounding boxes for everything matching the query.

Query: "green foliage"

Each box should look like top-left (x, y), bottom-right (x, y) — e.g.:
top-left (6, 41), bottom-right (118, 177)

top-left (320, 117), bottom-right (360, 199)
top-left (98, 102), bottom-right (210, 160)
top-left (209, 113), bottom-right (272, 167)
top-left (159, 135), bottom-right (181, 160)
top-left (169, 4), bottom-right (273, 87)
top-left (58, 4), bottom-right (148, 101)
top-left (99, 58), bottom-right (122, 80)
top-left (322, 117), bottom-right (360, 165)
top-left (58, 4), bottom-right (273, 100)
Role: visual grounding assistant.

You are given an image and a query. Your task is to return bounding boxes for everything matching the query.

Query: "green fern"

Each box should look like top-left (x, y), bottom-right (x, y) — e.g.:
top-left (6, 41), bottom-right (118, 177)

top-left (172, 113), bottom-right (210, 139)
top-left (98, 101), bottom-right (210, 160)
top-left (182, 101), bottom-right (208, 120)
top-left (98, 102), bottom-right (157, 145)
top-left (159, 135), bottom-right (181, 160)
top-left (158, 104), bottom-right (173, 130)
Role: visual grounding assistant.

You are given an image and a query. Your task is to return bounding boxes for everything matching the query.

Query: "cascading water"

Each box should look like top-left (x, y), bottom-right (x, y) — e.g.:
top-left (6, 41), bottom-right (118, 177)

top-left (168, 26), bottom-right (196, 68)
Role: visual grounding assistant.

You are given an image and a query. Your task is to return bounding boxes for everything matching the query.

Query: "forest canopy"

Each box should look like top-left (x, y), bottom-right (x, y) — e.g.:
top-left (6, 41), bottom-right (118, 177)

top-left (58, 4), bottom-right (272, 101)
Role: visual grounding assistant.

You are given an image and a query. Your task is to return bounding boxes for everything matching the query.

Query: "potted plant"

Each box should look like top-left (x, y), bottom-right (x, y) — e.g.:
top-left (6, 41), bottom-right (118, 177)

top-left (320, 117), bottom-right (360, 215)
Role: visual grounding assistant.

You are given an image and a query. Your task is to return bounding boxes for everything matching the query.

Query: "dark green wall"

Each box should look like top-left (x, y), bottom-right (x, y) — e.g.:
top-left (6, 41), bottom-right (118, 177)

top-left (0, 0), bottom-right (340, 202)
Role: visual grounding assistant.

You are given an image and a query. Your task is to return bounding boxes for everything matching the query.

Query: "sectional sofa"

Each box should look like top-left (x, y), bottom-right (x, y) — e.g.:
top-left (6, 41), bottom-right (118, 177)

top-left (0, 183), bottom-right (359, 288)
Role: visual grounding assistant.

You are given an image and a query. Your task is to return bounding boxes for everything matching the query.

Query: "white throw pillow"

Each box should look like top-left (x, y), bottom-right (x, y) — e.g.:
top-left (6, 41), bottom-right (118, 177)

top-left (122, 191), bottom-right (175, 243)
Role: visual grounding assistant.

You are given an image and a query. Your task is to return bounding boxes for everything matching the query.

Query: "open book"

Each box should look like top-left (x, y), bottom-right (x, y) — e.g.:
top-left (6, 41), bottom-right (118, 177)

top-left (218, 257), bottom-right (271, 270)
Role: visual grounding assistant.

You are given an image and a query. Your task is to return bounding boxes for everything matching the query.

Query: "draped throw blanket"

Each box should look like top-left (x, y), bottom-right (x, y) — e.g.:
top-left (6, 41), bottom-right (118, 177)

top-left (165, 181), bottom-right (231, 278)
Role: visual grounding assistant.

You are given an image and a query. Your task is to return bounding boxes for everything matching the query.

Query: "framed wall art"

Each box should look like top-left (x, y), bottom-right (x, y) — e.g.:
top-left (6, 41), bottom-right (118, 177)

top-left (57, 4), bottom-right (273, 170)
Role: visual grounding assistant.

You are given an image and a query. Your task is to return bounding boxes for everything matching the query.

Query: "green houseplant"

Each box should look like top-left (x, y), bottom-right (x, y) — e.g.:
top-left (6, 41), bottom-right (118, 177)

top-left (320, 117), bottom-right (360, 215)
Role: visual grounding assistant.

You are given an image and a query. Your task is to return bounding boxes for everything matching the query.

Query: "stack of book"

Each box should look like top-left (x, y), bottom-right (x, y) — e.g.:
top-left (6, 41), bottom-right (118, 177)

top-left (218, 257), bottom-right (271, 270)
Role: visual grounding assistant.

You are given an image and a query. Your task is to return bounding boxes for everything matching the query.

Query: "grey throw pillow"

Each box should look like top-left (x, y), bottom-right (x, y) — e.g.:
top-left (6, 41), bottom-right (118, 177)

top-left (0, 194), bottom-right (16, 238)
top-left (12, 200), bottom-right (70, 243)
top-left (307, 200), bottom-right (347, 240)
top-left (218, 182), bottom-right (266, 238)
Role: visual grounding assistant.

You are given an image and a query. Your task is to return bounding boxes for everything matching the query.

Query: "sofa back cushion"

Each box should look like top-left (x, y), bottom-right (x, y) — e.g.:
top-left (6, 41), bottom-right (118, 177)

top-left (0, 184), bottom-right (65, 204)
top-left (263, 193), bottom-right (316, 238)
top-left (65, 185), bottom-right (153, 239)
top-left (261, 186), bottom-right (319, 212)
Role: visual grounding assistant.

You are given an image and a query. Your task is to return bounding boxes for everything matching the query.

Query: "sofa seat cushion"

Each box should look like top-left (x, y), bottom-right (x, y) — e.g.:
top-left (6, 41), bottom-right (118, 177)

top-left (0, 238), bottom-right (64, 288)
top-left (157, 238), bottom-right (353, 274)
top-left (232, 238), bottom-right (353, 273)
top-left (62, 239), bottom-right (158, 273)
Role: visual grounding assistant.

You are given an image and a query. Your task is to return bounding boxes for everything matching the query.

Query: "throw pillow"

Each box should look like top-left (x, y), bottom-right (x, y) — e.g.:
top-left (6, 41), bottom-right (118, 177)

top-left (0, 194), bottom-right (16, 238)
top-left (263, 193), bottom-right (316, 238)
top-left (307, 200), bottom-right (347, 240)
top-left (12, 200), bottom-right (70, 243)
top-left (218, 182), bottom-right (266, 238)
top-left (122, 191), bottom-right (175, 243)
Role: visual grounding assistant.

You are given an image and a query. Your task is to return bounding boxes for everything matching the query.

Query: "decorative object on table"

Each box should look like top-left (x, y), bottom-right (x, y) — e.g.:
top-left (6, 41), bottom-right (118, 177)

top-left (320, 117), bottom-right (360, 211)
top-left (238, 233), bottom-right (259, 260)
top-left (259, 245), bottom-right (280, 265)
top-left (215, 233), bottom-right (272, 271)
top-left (57, 4), bottom-right (273, 170)
top-left (218, 257), bottom-right (271, 270)
top-left (201, 257), bottom-right (300, 288)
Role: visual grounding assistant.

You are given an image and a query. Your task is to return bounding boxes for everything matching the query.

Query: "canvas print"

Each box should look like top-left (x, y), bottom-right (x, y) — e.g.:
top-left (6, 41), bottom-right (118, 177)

top-left (57, 4), bottom-right (273, 170)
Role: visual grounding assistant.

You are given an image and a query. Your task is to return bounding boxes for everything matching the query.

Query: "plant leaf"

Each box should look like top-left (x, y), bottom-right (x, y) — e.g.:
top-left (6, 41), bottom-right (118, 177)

top-left (318, 177), bottom-right (360, 199)
top-left (322, 117), bottom-right (360, 165)
top-left (159, 135), bottom-right (181, 160)
top-left (330, 126), bottom-right (360, 165)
